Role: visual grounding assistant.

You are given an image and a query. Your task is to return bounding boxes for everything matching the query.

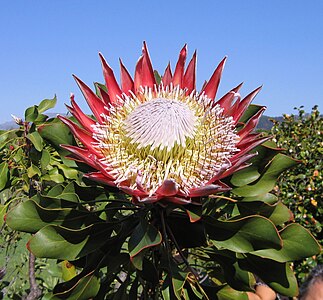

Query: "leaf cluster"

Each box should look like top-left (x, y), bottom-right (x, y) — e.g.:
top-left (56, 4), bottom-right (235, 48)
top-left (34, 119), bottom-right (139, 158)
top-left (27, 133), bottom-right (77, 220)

top-left (1, 102), bottom-right (321, 299)
top-left (271, 105), bottom-right (323, 283)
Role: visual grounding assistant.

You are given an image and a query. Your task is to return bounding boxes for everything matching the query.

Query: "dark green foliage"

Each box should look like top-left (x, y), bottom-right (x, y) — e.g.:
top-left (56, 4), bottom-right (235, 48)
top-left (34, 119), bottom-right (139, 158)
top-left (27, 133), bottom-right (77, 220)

top-left (0, 97), bottom-right (78, 299)
top-left (271, 105), bottom-right (323, 283)
top-left (0, 100), bottom-right (321, 299)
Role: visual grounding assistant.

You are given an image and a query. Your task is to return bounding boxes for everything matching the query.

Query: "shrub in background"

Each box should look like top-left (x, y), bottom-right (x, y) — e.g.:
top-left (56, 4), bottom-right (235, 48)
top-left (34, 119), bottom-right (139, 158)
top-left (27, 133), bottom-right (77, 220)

top-left (271, 106), bottom-right (323, 283)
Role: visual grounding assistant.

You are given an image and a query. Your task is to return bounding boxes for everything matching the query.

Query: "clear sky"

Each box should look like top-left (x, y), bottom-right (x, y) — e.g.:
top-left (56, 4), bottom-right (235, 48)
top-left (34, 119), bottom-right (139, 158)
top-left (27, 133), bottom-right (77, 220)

top-left (1, 0), bottom-right (322, 123)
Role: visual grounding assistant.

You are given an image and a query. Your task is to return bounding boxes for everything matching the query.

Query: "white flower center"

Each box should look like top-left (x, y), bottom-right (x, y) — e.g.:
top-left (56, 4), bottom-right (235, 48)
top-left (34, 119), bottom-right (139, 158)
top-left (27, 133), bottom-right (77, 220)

top-left (124, 98), bottom-right (197, 150)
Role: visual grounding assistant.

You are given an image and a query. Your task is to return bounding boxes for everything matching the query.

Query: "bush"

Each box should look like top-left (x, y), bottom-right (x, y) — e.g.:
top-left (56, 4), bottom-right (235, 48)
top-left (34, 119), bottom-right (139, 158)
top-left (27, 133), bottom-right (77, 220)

top-left (271, 105), bottom-right (323, 283)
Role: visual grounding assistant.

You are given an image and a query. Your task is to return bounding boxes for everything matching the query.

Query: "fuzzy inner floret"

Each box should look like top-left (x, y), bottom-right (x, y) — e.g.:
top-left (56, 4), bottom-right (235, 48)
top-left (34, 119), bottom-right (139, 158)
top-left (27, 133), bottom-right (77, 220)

top-left (124, 97), bottom-right (197, 150)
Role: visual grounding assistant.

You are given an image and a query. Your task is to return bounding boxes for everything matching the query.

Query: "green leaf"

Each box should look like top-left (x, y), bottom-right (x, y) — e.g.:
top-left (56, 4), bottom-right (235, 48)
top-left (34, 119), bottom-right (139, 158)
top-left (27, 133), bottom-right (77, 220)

top-left (94, 82), bottom-right (107, 94)
top-left (25, 105), bottom-right (39, 122)
top-left (0, 130), bottom-right (9, 149)
top-left (233, 154), bottom-right (299, 197)
top-left (38, 96), bottom-right (57, 113)
top-left (0, 204), bottom-right (5, 227)
top-left (40, 149), bottom-right (51, 172)
top-left (248, 141), bottom-right (283, 168)
top-left (161, 276), bottom-right (172, 300)
top-left (58, 182), bottom-right (80, 202)
top-left (216, 285), bottom-right (249, 300)
top-left (0, 162), bottom-right (9, 190)
top-left (238, 256), bottom-right (298, 296)
top-left (61, 260), bottom-right (77, 281)
top-left (251, 223), bottom-right (321, 262)
top-left (42, 173), bottom-right (65, 183)
top-left (32, 193), bottom-right (79, 209)
top-left (131, 249), bottom-right (146, 270)
top-left (47, 184), bottom-right (64, 197)
top-left (185, 205), bottom-right (202, 222)
top-left (57, 163), bottom-right (78, 179)
top-left (27, 164), bottom-right (41, 178)
top-left (42, 293), bottom-right (61, 300)
top-left (154, 70), bottom-right (162, 84)
top-left (207, 249), bottom-right (254, 291)
top-left (128, 220), bottom-right (162, 258)
top-left (239, 104), bottom-right (264, 124)
top-left (237, 201), bottom-right (293, 225)
top-left (162, 261), bottom-right (188, 300)
top-left (188, 282), bottom-right (205, 299)
top-left (5, 200), bottom-right (96, 233)
top-left (60, 154), bottom-right (78, 167)
top-left (112, 278), bottom-right (130, 300)
top-left (37, 182), bottom-right (79, 203)
top-left (205, 215), bottom-right (282, 253)
top-left (231, 167), bottom-right (260, 187)
top-left (53, 271), bottom-right (100, 300)
top-left (172, 269), bottom-right (188, 300)
top-left (38, 118), bottom-right (75, 148)
top-left (33, 113), bottom-right (48, 124)
top-left (27, 131), bottom-right (44, 151)
top-left (28, 223), bottom-right (113, 260)
top-left (242, 193), bottom-right (278, 204)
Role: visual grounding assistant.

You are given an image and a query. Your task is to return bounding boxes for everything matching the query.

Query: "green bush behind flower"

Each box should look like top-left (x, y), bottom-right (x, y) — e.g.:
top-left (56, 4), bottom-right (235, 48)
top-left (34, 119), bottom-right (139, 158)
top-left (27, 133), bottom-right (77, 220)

top-left (271, 105), bottom-right (323, 283)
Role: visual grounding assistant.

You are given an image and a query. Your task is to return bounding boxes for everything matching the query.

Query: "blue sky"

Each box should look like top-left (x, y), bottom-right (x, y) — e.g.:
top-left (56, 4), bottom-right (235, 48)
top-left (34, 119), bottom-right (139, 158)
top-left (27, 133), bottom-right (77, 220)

top-left (0, 0), bottom-right (322, 123)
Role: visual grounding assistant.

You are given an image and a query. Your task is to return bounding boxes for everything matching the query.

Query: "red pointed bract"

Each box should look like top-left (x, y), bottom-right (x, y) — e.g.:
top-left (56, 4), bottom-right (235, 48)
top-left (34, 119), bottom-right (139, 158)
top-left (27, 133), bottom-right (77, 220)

top-left (238, 107), bottom-right (266, 139)
top-left (233, 86), bottom-right (262, 123)
top-left (141, 42), bottom-right (156, 88)
top-left (97, 86), bottom-right (111, 107)
top-left (119, 186), bottom-right (149, 198)
top-left (73, 75), bottom-right (105, 123)
top-left (218, 153), bottom-right (258, 179)
top-left (202, 56), bottom-right (227, 101)
top-left (156, 180), bottom-right (178, 197)
top-left (84, 172), bottom-right (116, 186)
top-left (67, 96), bottom-right (96, 132)
top-left (119, 58), bottom-right (134, 95)
top-left (237, 133), bottom-right (261, 147)
top-left (216, 91), bottom-right (239, 113)
top-left (99, 53), bottom-right (122, 104)
top-left (58, 116), bottom-right (98, 155)
top-left (134, 55), bottom-right (144, 92)
top-left (189, 183), bottom-right (230, 197)
top-left (162, 62), bottom-right (172, 86)
top-left (60, 145), bottom-right (98, 169)
top-left (137, 196), bottom-right (160, 204)
top-left (172, 44), bottom-right (187, 87)
top-left (236, 136), bottom-right (270, 158)
top-left (232, 82), bottom-right (244, 93)
top-left (201, 80), bottom-right (208, 91)
top-left (183, 50), bottom-right (197, 94)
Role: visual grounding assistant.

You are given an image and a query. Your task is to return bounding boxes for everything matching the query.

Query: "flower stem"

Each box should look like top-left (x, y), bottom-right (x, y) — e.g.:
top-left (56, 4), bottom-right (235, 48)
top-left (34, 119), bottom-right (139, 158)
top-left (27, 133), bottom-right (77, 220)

top-left (165, 223), bottom-right (199, 282)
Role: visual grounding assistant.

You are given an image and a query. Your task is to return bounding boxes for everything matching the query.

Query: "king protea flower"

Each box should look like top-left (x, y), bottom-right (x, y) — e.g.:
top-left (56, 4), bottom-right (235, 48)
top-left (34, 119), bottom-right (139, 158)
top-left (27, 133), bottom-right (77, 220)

top-left (58, 43), bottom-right (267, 205)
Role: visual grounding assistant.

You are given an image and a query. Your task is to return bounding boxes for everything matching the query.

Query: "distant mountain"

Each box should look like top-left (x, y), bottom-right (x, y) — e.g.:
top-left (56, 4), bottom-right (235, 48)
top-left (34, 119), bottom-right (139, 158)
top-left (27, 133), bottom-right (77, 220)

top-left (257, 115), bottom-right (284, 131)
top-left (0, 120), bottom-right (18, 130)
top-left (0, 113), bottom-right (61, 130)
top-left (0, 114), bottom-right (282, 131)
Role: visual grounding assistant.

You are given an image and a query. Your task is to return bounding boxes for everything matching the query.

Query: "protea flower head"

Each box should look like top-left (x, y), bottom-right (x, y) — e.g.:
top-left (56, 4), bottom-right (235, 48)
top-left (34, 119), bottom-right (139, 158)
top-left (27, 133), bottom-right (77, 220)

top-left (59, 42), bottom-right (267, 205)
